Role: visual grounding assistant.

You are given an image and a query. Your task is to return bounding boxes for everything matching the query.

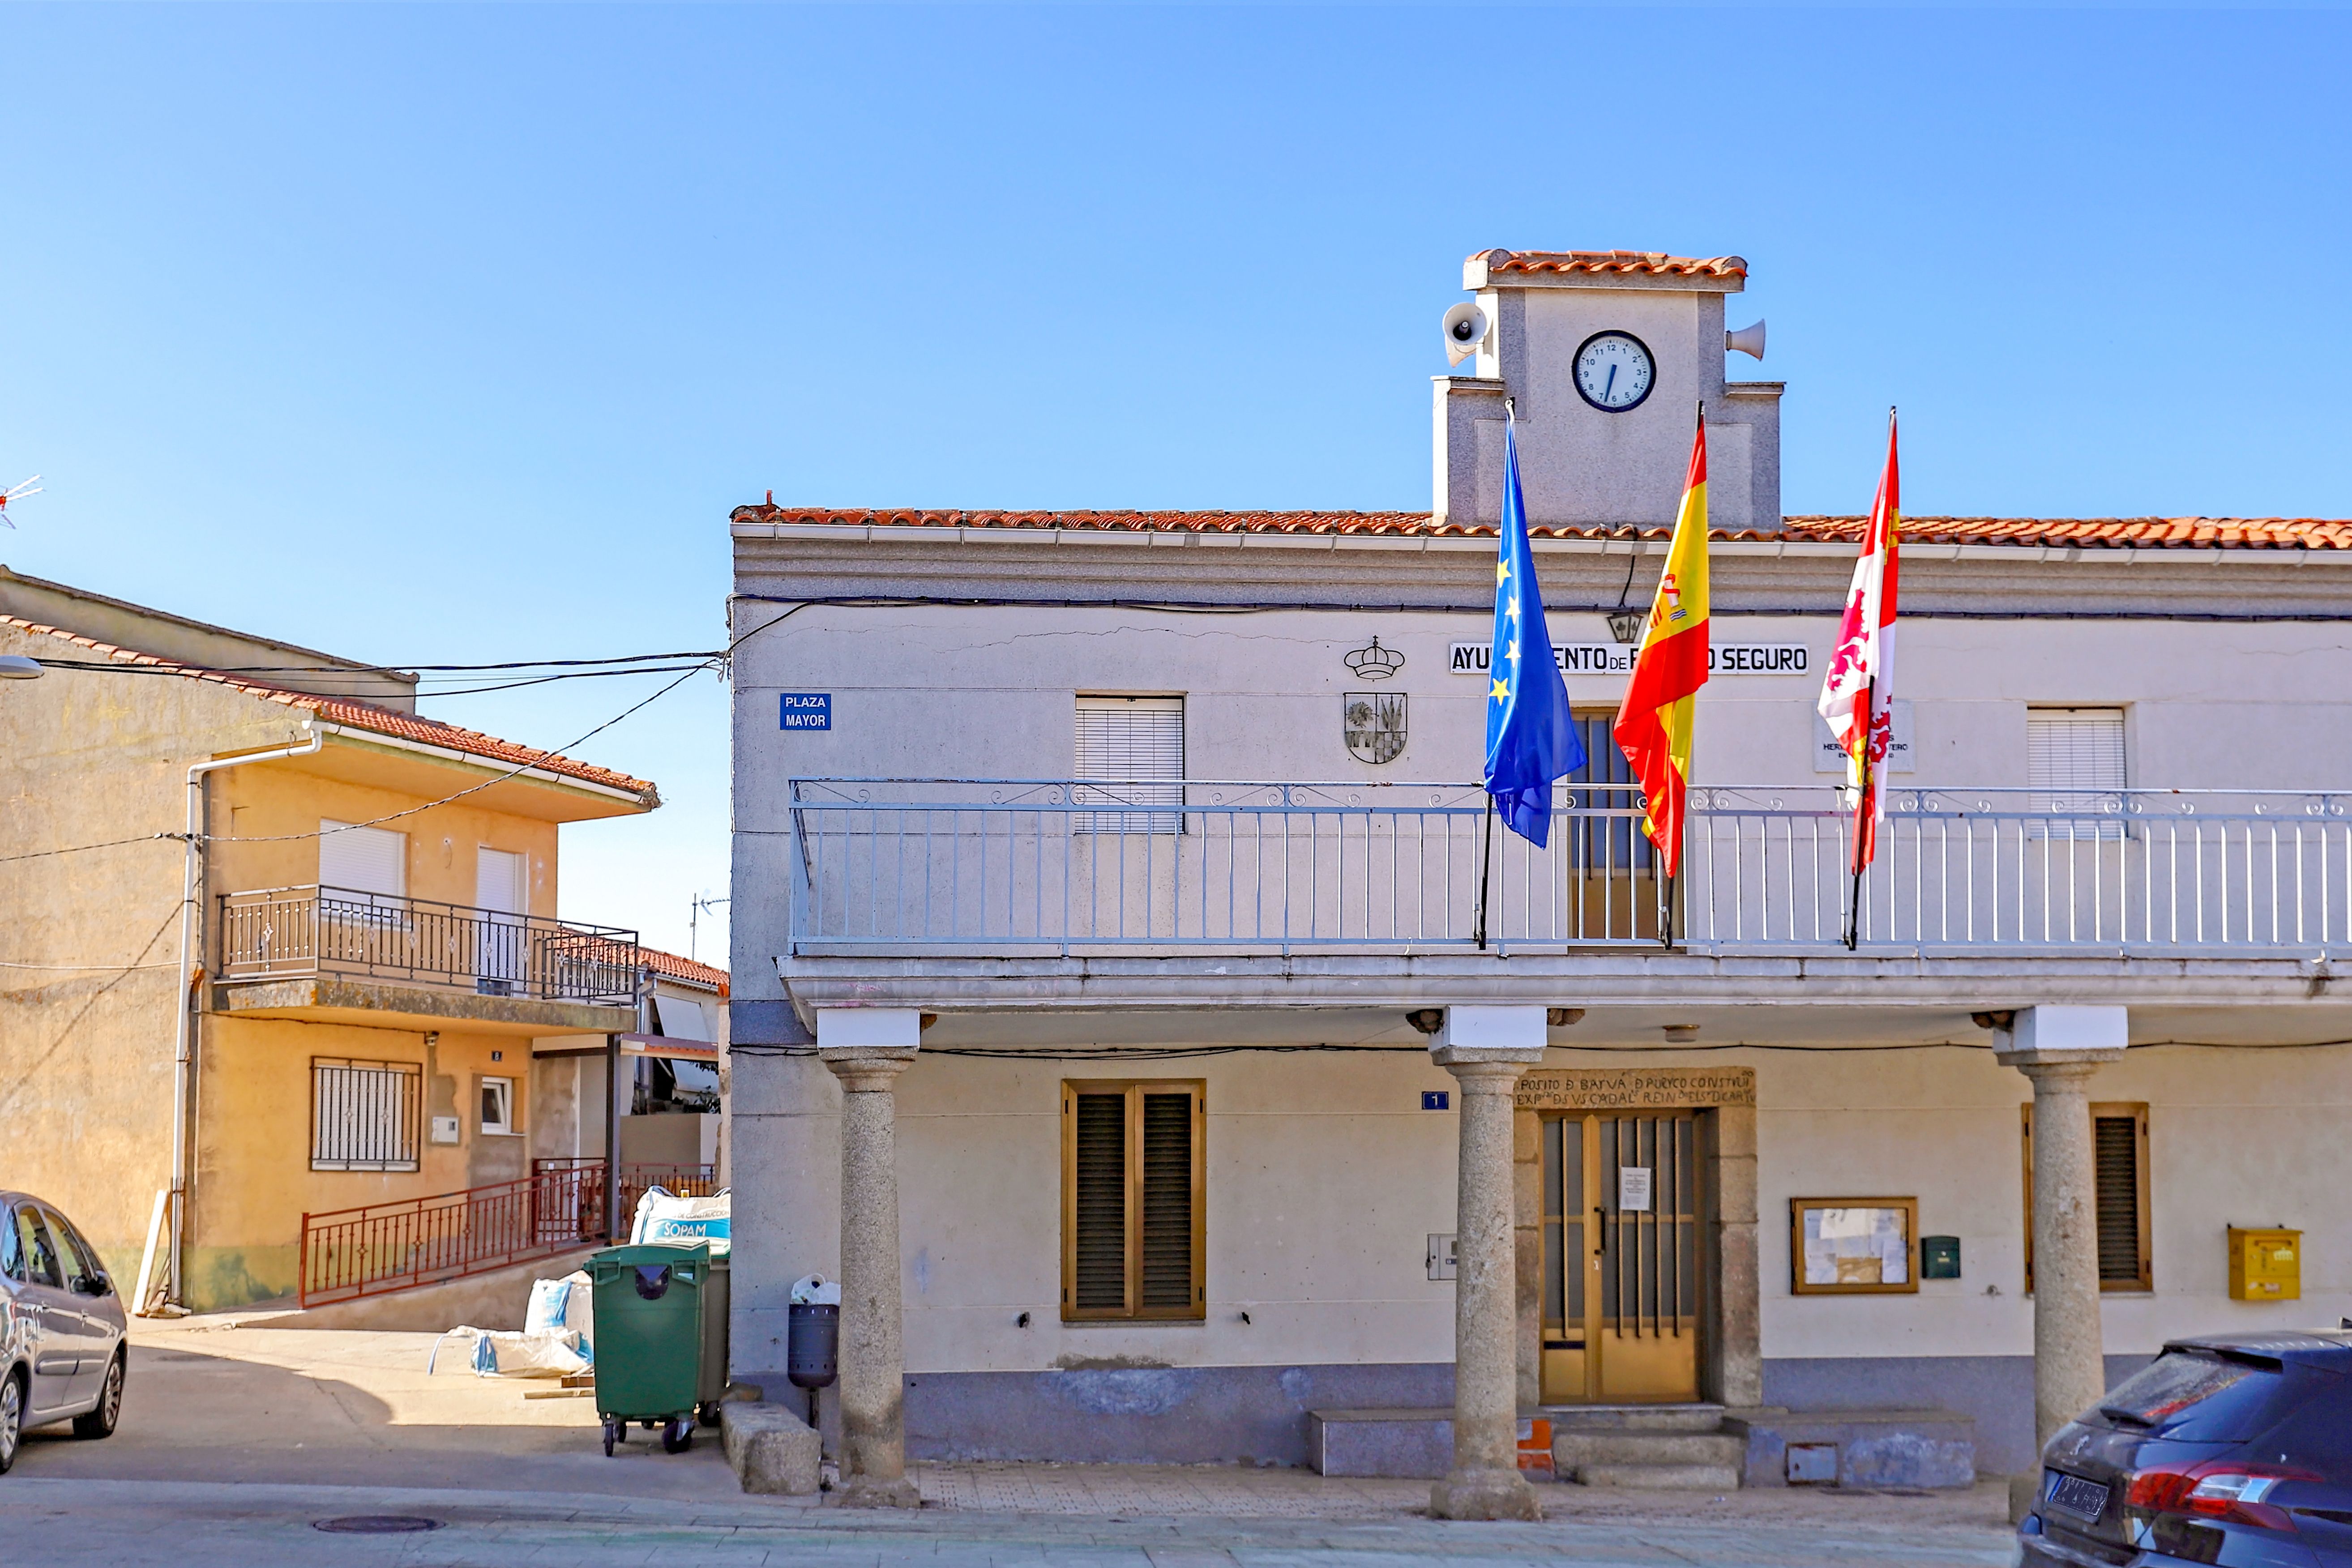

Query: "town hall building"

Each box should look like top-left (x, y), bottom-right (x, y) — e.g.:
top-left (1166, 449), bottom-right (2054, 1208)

top-left (723, 249), bottom-right (2352, 1513)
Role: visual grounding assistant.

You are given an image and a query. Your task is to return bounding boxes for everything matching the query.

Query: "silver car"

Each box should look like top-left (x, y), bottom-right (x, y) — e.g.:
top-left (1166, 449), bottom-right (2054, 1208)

top-left (0, 1192), bottom-right (127, 1471)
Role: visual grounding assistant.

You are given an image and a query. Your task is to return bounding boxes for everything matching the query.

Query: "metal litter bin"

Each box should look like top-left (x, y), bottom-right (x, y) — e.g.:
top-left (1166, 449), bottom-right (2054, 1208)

top-left (587, 1242), bottom-right (710, 1455)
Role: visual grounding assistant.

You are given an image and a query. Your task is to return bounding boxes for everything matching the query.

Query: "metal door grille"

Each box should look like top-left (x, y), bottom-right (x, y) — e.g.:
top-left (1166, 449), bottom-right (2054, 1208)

top-left (1598, 1114), bottom-right (1696, 1338)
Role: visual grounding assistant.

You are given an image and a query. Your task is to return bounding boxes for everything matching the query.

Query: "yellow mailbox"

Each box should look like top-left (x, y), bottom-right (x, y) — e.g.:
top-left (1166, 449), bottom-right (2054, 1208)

top-left (2228, 1228), bottom-right (2301, 1302)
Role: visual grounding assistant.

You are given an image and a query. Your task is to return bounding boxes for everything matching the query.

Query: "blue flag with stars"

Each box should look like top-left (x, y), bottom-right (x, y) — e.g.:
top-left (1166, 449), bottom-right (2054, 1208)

top-left (1484, 419), bottom-right (1584, 846)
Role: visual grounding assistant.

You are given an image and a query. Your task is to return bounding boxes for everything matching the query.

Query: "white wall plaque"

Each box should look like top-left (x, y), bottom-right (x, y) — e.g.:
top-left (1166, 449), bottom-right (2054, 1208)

top-left (1813, 700), bottom-right (1915, 774)
top-left (1619, 1166), bottom-right (1654, 1213)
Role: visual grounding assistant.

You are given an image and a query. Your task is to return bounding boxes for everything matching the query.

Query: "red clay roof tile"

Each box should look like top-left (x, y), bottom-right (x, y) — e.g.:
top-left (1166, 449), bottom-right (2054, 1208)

top-left (1478, 249), bottom-right (1749, 280)
top-left (638, 946), bottom-right (729, 992)
top-left (731, 505), bottom-right (2352, 551)
top-left (1, 616), bottom-right (659, 801)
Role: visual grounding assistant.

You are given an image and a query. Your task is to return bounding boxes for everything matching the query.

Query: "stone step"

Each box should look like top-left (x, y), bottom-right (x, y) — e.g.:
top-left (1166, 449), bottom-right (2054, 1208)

top-left (1574, 1462), bottom-right (1744, 1491)
top-left (1554, 1430), bottom-right (1747, 1470)
top-left (1546, 1403), bottom-right (1729, 1435)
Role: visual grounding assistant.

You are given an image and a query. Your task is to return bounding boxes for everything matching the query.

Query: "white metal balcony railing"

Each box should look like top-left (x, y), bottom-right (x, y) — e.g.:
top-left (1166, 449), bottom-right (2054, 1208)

top-left (217, 885), bottom-right (642, 1004)
top-left (785, 779), bottom-right (2352, 958)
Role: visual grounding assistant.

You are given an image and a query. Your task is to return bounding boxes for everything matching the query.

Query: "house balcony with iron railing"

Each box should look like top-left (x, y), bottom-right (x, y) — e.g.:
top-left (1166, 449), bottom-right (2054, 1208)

top-left (783, 778), bottom-right (2352, 962)
top-left (216, 884), bottom-right (642, 1006)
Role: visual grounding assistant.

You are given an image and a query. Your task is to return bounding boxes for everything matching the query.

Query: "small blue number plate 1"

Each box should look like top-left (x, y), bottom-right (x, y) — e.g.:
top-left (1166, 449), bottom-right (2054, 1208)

top-left (780, 693), bottom-right (831, 731)
top-left (1422, 1091), bottom-right (1450, 1111)
top-left (2044, 1471), bottom-right (2108, 1522)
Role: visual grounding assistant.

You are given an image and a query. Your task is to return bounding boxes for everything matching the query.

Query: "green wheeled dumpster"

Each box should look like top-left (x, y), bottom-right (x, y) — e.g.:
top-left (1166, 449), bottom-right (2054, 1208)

top-left (588, 1243), bottom-right (711, 1455)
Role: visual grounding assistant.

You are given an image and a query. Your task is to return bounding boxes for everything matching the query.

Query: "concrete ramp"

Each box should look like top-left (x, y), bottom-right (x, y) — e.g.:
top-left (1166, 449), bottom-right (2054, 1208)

top-left (224, 1247), bottom-right (602, 1333)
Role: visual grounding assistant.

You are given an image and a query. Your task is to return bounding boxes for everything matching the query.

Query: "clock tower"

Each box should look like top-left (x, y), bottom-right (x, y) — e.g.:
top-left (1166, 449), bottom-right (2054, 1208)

top-left (1433, 249), bottom-right (1783, 532)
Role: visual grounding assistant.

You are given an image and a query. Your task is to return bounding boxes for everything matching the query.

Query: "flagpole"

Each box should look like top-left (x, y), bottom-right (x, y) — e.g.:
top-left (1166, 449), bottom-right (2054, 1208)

top-left (1475, 795), bottom-right (1495, 950)
top-left (1843, 676), bottom-right (1873, 951)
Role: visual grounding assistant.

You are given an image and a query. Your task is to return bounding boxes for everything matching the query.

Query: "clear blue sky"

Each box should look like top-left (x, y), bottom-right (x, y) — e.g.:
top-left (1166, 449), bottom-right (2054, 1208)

top-left (6, 5), bottom-right (2346, 958)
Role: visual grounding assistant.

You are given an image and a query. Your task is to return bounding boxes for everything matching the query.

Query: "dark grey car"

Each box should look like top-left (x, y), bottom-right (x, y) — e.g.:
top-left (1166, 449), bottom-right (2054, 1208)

top-left (2020, 1331), bottom-right (2352, 1567)
top-left (0, 1191), bottom-right (128, 1471)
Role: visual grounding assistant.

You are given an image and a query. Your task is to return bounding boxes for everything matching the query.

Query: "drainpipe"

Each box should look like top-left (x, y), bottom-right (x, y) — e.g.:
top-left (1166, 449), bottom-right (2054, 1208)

top-left (160, 724), bottom-right (324, 1312)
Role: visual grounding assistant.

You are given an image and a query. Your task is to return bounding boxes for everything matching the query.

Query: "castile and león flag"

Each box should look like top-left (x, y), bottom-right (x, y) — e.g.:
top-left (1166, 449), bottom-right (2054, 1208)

top-left (1817, 413), bottom-right (1902, 948)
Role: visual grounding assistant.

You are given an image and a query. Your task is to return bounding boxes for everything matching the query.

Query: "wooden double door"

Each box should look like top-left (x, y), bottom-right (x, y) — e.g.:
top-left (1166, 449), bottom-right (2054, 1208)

top-left (1539, 1111), bottom-right (1703, 1403)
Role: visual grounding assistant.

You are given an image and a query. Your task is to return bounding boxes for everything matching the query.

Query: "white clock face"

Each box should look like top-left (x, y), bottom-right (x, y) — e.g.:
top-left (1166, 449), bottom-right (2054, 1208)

top-left (1574, 331), bottom-right (1655, 412)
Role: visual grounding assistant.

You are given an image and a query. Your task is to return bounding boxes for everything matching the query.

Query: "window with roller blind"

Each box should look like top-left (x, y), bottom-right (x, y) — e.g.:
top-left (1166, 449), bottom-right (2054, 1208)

top-left (1061, 1080), bottom-right (1206, 1320)
top-left (320, 821), bottom-right (408, 899)
top-left (2021, 1102), bottom-right (2152, 1293)
top-left (2028, 708), bottom-right (2127, 837)
top-left (1074, 695), bottom-right (1184, 833)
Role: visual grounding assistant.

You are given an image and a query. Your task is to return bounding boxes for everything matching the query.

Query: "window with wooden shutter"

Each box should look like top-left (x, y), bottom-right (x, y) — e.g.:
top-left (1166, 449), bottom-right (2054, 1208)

top-left (1061, 1080), bottom-right (1205, 1320)
top-left (2028, 708), bottom-right (2127, 837)
top-left (1074, 696), bottom-right (1184, 834)
top-left (2021, 1102), bottom-right (2152, 1292)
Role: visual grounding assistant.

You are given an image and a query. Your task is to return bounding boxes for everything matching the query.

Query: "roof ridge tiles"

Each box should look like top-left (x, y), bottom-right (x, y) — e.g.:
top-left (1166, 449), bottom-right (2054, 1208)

top-left (734, 504), bottom-right (2352, 550)
top-left (1, 615), bottom-right (658, 799)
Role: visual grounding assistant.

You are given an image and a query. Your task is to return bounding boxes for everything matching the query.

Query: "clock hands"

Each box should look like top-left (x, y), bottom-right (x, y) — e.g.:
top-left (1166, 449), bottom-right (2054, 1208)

top-left (1604, 363), bottom-right (1619, 404)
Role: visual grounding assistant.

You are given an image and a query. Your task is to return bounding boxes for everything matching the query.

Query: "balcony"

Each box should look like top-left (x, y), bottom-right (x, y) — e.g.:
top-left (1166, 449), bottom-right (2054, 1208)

top-left (214, 885), bottom-right (641, 1032)
top-left (784, 778), bottom-right (2352, 961)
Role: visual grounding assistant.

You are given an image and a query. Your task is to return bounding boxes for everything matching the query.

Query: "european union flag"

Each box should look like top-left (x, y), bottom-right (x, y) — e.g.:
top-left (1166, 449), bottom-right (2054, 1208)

top-left (1484, 419), bottom-right (1583, 846)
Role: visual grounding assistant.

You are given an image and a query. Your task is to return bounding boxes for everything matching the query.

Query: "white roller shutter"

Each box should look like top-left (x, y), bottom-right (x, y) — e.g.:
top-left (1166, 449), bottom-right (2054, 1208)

top-left (2028, 708), bottom-right (2126, 835)
top-left (1075, 696), bottom-right (1183, 833)
top-left (320, 821), bottom-right (408, 898)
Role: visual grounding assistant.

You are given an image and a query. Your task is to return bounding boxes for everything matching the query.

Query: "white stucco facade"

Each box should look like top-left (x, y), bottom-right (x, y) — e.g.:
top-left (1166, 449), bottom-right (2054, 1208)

top-left (725, 249), bottom-right (2352, 1483)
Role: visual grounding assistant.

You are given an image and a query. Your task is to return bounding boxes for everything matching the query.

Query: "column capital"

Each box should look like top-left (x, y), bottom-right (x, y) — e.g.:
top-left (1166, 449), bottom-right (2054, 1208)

top-left (1434, 1049), bottom-right (1544, 1077)
top-left (820, 1045), bottom-right (919, 1092)
top-left (1996, 1050), bottom-right (2120, 1077)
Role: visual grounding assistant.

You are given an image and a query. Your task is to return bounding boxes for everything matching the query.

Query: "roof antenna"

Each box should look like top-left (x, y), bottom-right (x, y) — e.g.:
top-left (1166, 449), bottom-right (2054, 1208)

top-left (0, 475), bottom-right (40, 527)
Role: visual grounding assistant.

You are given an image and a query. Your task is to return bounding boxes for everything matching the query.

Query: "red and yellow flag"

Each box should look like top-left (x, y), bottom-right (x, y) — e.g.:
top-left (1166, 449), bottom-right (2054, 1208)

top-left (1614, 411), bottom-right (1711, 878)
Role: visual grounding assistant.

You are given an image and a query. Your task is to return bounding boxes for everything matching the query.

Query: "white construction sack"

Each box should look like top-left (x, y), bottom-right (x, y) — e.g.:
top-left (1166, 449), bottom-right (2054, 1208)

top-left (524, 1270), bottom-right (595, 1362)
top-left (630, 1185), bottom-right (731, 1254)
top-left (427, 1325), bottom-right (590, 1379)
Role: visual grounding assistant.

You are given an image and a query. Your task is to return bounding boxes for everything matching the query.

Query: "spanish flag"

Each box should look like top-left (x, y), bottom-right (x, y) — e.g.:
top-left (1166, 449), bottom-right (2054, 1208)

top-left (1614, 409), bottom-right (1711, 879)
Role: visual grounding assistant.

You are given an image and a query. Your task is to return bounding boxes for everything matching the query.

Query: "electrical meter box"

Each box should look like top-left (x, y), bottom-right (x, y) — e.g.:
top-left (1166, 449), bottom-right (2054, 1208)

top-left (2228, 1228), bottom-right (2301, 1302)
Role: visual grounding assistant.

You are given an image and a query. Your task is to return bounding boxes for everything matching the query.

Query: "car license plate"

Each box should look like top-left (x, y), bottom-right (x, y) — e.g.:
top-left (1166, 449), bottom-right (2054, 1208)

top-left (2045, 1471), bottom-right (2109, 1523)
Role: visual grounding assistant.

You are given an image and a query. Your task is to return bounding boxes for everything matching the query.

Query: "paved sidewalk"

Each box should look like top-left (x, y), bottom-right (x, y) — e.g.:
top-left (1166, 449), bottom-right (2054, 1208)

top-left (2, 1476), bottom-right (2020, 1567)
top-left (9, 1320), bottom-right (2017, 1565)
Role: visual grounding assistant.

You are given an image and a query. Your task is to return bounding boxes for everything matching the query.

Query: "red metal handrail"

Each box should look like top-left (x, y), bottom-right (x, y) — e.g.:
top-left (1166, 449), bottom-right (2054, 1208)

top-left (297, 1159), bottom-right (718, 1308)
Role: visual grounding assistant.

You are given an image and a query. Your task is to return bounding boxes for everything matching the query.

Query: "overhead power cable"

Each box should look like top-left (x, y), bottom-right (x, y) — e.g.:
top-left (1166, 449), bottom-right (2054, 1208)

top-left (6, 605), bottom-right (813, 864)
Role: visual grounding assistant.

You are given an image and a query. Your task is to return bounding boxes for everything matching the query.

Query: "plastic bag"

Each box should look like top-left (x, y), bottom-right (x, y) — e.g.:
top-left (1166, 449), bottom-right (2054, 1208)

top-left (630, 1185), bottom-right (731, 1254)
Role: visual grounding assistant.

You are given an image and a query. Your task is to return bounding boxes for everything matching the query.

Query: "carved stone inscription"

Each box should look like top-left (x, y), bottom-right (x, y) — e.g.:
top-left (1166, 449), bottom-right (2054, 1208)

top-left (1514, 1067), bottom-right (1756, 1111)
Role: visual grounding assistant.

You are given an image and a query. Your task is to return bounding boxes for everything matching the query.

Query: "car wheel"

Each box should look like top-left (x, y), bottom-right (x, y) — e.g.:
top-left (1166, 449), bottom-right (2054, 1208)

top-left (0, 1369), bottom-right (22, 1474)
top-left (73, 1352), bottom-right (124, 1440)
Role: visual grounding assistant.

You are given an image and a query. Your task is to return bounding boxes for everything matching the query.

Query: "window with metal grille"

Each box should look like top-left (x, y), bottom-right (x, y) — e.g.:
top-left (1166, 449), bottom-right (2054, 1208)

top-left (312, 1058), bottom-right (422, 1171)
top-left (1061, 1081), bottom-right (1204, 1320)
top-left (2022, 1102), bottom-right (2151, 1292)
top-left (2028, 708), bottom-right (2127, 838)
top-left (1074, 696), bottom-right (1184, 834)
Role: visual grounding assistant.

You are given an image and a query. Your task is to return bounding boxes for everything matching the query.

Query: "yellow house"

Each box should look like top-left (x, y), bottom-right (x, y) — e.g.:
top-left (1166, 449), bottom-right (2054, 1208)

top-left (0, 567), bottom-right (675, 1312)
